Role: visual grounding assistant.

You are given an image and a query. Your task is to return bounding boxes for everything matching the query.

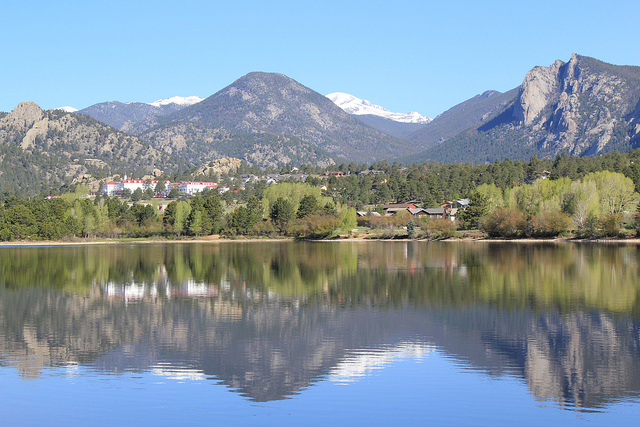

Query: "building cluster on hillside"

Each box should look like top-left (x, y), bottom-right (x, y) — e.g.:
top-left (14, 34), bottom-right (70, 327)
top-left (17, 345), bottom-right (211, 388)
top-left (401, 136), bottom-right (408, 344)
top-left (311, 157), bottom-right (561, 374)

top-left (358, 198), bottom-right (470, 222)
top-left (101, 177), bottom-right (225, 197)
top-left (101, 173), bottom-right (311, 197)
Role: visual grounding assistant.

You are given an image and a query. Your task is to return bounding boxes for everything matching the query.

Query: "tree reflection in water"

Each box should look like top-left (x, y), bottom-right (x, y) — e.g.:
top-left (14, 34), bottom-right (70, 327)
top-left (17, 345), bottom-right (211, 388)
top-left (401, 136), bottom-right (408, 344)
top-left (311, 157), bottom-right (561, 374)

top-left (0, 242), bottom-right (639, 408)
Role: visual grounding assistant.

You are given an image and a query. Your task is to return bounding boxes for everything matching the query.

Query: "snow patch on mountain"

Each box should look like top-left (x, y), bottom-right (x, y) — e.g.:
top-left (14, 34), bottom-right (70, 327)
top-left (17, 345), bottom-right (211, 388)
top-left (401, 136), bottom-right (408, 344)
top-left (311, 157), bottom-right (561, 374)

top-left (327, 92), bottom-right (431, 124)
top-left (149, 96), bottom-right (203, 108)
top-left (55, 106), bottom-right (78, 113)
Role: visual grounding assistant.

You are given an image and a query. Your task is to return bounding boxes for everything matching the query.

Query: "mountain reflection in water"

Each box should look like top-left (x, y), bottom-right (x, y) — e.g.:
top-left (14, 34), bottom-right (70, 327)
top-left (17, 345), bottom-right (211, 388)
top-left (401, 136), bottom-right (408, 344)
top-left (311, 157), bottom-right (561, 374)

top-left (0, 242), bottom-right (639, 409)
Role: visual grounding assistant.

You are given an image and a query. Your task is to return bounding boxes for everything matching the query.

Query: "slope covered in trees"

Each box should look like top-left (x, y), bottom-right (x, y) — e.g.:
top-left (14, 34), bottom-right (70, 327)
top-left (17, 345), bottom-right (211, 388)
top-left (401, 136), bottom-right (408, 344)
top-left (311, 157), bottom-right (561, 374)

top-left (3, 149), bottom-right (640, 242)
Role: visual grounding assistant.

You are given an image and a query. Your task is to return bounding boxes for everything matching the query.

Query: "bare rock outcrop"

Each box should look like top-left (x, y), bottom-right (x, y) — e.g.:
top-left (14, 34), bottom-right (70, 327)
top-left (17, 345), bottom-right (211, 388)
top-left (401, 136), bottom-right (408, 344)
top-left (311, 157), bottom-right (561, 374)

top-left (1, 101), bottom-right (44, 129)
top-left (510, 53), bottom-right (639, 156)
top-left (513, 59), bottom-right (564, 126)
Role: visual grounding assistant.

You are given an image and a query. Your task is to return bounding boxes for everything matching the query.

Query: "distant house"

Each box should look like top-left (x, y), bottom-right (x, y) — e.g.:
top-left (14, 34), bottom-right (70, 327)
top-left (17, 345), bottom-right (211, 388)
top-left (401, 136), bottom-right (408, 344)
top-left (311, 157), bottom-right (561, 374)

top-left (382, 201), bottom-right (418, 215)
top-left (102, 178), bottom-right (169, 196)
top-left (356, 211), bottom-right (382, 217)
top-left (287, 173), bottom-right (308, 181)
top-left (407, 207), bottom-right (429, 217)
top-left (440, 199), bottom-right (470, 210)
top-left (102, 181), bottom-right (121, 196)
top-left (358, 169), bottom-right (384, 176)
top-left (423, 208), bottom-right (447, 219)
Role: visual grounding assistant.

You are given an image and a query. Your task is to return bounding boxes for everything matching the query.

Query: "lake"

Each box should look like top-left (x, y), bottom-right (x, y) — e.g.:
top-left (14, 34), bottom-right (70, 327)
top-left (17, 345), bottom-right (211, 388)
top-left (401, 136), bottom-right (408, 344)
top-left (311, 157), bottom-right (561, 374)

top-left (0, 241), bottom-right (639, 425)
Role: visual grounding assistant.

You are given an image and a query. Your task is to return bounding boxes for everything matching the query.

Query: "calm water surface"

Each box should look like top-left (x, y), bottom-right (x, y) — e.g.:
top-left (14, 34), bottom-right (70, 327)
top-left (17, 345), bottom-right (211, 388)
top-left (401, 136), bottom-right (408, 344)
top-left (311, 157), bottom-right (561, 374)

top-left (0, 241), bottom-right (639, 425)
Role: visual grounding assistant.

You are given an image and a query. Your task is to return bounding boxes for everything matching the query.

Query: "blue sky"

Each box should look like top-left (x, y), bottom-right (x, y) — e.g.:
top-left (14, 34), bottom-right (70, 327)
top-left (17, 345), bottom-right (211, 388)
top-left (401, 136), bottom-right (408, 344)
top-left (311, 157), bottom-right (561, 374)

top-left (2, 0), bottom-right (639, 117)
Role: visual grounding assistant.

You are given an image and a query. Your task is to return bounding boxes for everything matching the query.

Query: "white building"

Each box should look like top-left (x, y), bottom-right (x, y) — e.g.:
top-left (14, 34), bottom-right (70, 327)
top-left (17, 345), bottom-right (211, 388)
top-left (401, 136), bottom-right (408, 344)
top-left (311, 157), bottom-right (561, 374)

top-left (101, 179), bottom-right (172, 196)
top-left (102, 181), bottom-right (121, 196)
top-left (178, 181), bottom-right (218, 195)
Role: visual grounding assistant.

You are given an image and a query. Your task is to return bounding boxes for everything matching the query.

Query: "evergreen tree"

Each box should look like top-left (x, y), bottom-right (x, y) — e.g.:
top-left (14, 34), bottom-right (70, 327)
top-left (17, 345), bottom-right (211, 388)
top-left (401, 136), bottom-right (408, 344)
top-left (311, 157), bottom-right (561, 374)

top-left (204, 194), bottom-right (225, 234)
top-left (458, 190), bottom-right (489, 229)
top-left (155, 180), bottom-right (166, 194)
top-left (270, 197), bottom-right (294, 230)
top-left (297, 194), bottom-right (319, 219)
top-left (131, 188), bottom-right (143, 202)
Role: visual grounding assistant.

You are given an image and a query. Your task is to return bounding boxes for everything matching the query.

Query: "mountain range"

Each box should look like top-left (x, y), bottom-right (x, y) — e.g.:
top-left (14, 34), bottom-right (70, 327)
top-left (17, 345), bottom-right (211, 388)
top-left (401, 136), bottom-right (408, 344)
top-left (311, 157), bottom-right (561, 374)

top-left (2, 53), bottom-right (640, 195)
top-left (408, 54), bottom-right (640, 163)
top-left (72, 53), bottom-right (640, 167)
top-left (76, 96), bottom-right (204, 134)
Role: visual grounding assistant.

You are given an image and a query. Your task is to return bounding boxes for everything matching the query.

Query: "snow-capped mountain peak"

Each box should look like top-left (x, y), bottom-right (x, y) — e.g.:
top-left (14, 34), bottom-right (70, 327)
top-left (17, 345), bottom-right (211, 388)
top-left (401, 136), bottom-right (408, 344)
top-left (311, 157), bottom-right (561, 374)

top-left (149, 96), bottom-right (203, 108)
top-left (55, 106), bottom-right (78, 113)
top-left (327, 92), bottom-right (431, 124)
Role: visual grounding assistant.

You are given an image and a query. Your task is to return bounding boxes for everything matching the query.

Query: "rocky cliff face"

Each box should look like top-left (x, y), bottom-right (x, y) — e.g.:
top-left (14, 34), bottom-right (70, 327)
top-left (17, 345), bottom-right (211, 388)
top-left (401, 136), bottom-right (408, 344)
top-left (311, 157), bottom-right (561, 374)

top-left (512, 53), bottom-right (640, 155)
top-left (513, 60), bottom-right (564, 126)
top-left (411, 54), bottom-right (640, 163)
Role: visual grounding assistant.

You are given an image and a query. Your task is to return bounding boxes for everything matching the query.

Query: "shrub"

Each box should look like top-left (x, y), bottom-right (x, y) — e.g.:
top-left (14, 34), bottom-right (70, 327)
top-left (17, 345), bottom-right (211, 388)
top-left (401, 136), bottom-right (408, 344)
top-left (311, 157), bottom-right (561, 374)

top-left (252, 220), bottom-right (277, 237)
top-left (596, 213), bottom-right (624, 237)
top-left (369, 215), bottom-right (396, 229)
top-left (480, 208), bottom-right (527, 238)
top-left (426, 218), bottom-right (457, 239)
top-left (530, 209), bottom-right (571, 237)
top-left (290, 214), bottom-right (341, 239)
top-left (356, 215), bottom-right (371, 228)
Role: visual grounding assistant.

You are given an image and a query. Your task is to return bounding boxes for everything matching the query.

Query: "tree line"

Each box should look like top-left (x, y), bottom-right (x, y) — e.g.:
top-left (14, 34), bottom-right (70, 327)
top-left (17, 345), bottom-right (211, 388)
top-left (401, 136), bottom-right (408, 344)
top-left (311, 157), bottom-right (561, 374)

top-left (0, 182), bottom-right (351, 241)
top-left (2, 149), bottom-right (640, 241)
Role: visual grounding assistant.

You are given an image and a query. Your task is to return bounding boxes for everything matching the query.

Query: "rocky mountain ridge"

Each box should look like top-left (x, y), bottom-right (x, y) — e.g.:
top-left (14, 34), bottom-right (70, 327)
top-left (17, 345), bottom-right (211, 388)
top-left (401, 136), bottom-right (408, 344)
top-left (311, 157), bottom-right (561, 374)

top-left (513, 53), bottom-right (640, 154)
top-left (409, 54), bottom-right (640, 163)
top-left (4, 53), bottom-right (640, 181)
top-left (139, 72), bottom-right (411, 164)
top-left (0, 102), bottom-right (177, 195)
top-left (77, 96), bottom-right (203, 135)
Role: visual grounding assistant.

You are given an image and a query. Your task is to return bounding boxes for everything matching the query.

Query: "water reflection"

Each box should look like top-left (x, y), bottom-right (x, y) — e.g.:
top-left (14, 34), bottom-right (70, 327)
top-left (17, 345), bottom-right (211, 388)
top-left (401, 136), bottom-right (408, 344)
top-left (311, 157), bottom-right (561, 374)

top-left (0, 242), bottom-right (639, 408)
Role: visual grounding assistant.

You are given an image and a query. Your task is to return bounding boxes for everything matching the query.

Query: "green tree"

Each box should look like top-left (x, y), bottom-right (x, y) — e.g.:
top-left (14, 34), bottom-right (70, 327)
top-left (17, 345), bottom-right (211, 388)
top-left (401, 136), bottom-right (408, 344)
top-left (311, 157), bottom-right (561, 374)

top-left (458, 190), bottom-right (489, 229)
top-left (341, 207), bottom-right (358, 229)
top-left (131, 188), bottom-right (144, 202)
top-left (155, 180), bottom-right (166, 194)
top-left (188, 209), bottom-right (204, 237)
top-left (585, 171), bottom-right (639, 214)
top-left (4, 205), bottom-right (38, 239)
top-left (143, 187), bottom-right (154, 200)
top-left (270, 197), bottom-right (295, 231)
top-left (168, 187), bottom-right (181, 198)
top-left (173, 201), bottom-right (191, 236)
top-left (564, 180), bottom-right (599, 229)
top-left (130, 204), bottom-right (157, 226)
top-left (323, 202), bottom-right (337, 216)
top-left (230, 206), bottom-right (252, 234)
top-left (204, 194), bottom-right (225, 234)
top-left (246, 196), bottom-right (263, 226)
top-left (407, 219), bottom-right (416, 238)
top-left (297, 194), bottom-right (319, 219)
top-left (262, 182), bottom-right (323, 216)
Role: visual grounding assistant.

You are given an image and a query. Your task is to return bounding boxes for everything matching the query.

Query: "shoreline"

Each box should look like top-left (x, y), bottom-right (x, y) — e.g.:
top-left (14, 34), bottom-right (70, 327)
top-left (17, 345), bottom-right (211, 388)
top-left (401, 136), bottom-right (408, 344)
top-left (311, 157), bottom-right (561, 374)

top-left (1, 235), bottom-right (640, 246)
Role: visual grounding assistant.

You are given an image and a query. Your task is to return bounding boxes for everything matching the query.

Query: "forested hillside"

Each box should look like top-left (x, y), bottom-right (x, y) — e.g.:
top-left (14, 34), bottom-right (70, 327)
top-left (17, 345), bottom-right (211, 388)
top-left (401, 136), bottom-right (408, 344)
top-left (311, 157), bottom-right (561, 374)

top-left (2, 148), bottom-right (640, 242)
top-left (0, 102), bottom-right (181, 197)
